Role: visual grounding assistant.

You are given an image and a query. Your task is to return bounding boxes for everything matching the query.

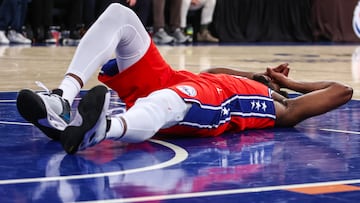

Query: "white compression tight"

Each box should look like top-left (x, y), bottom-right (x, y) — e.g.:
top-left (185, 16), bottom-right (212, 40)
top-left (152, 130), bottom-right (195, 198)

top-left (108, 89), bottom-right (191, 143)
top-left (67, 3), bottom-right (150, 81)
top-left (59, 3), bottom-right (150, 103)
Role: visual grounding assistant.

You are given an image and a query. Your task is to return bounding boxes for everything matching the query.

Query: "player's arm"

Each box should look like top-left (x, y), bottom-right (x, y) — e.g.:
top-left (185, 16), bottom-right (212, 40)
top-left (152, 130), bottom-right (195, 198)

top-left (203, 63), bottom-right (289, 79)
top-left (267, 67), bottom-right (353, 127)
top-left (204, 63), bottom-right (290, 96)
top-left (203, 67), bottom-right (257, 79)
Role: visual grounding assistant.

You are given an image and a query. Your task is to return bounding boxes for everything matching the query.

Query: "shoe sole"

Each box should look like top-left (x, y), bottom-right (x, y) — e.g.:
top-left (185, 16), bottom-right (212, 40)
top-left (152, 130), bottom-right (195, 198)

top-left (16, 89), bottom-right (62, 140)
top-left (61, 85), bottom-right (109, 154)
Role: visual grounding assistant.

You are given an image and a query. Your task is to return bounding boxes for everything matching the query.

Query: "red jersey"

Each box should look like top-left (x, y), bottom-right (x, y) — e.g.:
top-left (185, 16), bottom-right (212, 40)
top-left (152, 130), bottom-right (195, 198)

top-left (98, 42), bottom-right (276, 137)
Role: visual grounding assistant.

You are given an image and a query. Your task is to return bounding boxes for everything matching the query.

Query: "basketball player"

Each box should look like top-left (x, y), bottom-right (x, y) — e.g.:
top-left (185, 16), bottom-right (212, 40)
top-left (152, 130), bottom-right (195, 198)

top-left (16, 3), bottom-right (353, 154)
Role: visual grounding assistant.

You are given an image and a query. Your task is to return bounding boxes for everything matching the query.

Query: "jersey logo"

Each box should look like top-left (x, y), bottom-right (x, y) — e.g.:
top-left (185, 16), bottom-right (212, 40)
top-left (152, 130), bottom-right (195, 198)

top-left (176, 85), bottom-right (197, 97)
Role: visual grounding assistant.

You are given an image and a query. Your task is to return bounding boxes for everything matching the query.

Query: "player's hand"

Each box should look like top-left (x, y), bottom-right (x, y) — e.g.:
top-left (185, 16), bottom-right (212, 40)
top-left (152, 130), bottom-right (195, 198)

top-left (252, 63), bottom-right (289, 90)
top-left (253, 63), bottom-right (289, 80)
top-left (266, 66), bottom-right (291, 88)
top-left (268, 63), bottom-right (290, 77)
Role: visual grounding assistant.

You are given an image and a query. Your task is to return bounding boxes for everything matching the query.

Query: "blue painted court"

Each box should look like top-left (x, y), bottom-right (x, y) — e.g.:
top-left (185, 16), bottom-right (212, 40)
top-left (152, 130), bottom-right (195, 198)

top-left (0, 90), bottom-right (359, 202)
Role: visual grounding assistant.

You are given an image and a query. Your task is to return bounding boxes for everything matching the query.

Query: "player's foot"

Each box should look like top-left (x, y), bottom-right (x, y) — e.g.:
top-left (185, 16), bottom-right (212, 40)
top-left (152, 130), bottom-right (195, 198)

top-left (61, 85), bottom-right (110, 154)
top-left (16, 88), bottom-right (71, 140)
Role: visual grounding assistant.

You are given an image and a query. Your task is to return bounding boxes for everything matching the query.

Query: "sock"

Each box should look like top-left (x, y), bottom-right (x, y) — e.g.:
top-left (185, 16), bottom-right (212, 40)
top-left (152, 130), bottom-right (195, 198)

top-left (106, 116), bottom-right (125, 140)
top-left (118, 109), bottom-right (158, 143)
top-left (58, 75), bottom-right (81, 104)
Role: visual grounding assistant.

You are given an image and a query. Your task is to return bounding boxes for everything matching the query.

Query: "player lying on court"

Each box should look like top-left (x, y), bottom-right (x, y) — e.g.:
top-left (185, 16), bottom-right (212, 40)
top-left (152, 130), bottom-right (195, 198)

top-left (16, 3), bottom-right (353, 154)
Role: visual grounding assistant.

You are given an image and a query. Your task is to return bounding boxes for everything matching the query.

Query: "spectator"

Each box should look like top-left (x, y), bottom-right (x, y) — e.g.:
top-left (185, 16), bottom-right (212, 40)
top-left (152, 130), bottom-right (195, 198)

top-left (119, 0), bottom-right (152, 27)
top-left (180, 0), bottom-right (218, 42)
top-left (96, 0), bottom-right (120, 15)
top-left (27, 0), bottom-right (56, 43)
top-left (0, 0), bottom-right (31, 44)
top-left (55, 0), bottom-right (97, 46)
top-left (152, 0), bottom-right (190, 44)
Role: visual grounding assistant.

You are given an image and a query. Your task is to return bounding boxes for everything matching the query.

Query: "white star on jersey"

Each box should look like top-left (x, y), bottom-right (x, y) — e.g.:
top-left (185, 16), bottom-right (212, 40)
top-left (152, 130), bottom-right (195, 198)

top-left (251, 100), bottom-right (256, 109)
top-left (262, 101), bottom-right (267, 111)
top-left (256, 101), bottom-right (261, 111)
top-left (251, 100), bottom-right (267, 112)
top-left (222, 107), bottom-right (230, 116)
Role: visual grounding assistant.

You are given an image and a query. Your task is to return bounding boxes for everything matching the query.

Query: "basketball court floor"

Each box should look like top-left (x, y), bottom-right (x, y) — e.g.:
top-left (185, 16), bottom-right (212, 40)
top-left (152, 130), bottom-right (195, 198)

top-left (0, 43), bottom-right (360, 202)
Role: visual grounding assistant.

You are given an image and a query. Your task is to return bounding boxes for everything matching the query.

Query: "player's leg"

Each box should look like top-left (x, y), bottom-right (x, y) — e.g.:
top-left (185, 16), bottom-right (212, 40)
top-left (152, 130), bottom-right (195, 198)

top-left (16, 3), bottom-right (151, 140)
top-left (59, 2), bottom-right (151, 105)
top-left (65, 3), bottom-right (151, 89)
top-left (61, 86), bottom-right (190, 154)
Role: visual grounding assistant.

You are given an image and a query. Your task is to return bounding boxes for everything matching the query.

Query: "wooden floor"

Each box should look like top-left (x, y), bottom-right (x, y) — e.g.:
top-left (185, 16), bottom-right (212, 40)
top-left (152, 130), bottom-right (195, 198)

top-left (1, 44), bottom-right (360, 99)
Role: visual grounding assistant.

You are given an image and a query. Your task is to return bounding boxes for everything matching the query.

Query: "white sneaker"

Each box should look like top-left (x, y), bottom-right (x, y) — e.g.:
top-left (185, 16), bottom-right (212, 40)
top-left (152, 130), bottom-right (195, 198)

top-left (62, 38), bottom-right (80, 46)
top-left (61, 85), bottom-right (110, 154)
top-left (0, 31), bottom-right (10, 44)
top-left (172, 28), bottom-right (191, 44)
top-left (152, 28), bottom-right (174, 44)
top-left (7, 30), bottom-right (32, 44)
top-left (16, 85), bottom-right (71, 140)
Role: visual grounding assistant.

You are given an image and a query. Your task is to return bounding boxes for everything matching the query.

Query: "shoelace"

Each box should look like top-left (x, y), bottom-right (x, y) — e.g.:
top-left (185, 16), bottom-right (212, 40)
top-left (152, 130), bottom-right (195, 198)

top-left (35, 81), bottom-right (51, 94)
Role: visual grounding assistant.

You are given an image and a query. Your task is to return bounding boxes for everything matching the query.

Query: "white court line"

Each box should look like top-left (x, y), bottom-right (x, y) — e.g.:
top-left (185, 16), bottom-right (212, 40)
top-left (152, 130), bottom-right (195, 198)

top-left (0, 100), bottom-right (16, 103)
top-left (0, 121), bottom-right (32, 126)
top-left (0, 139), bottom-right (188, 185)
top-left (320, 128), bottom-right (360, 135)
top-left (78, 179), bottom-right (360, 203)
